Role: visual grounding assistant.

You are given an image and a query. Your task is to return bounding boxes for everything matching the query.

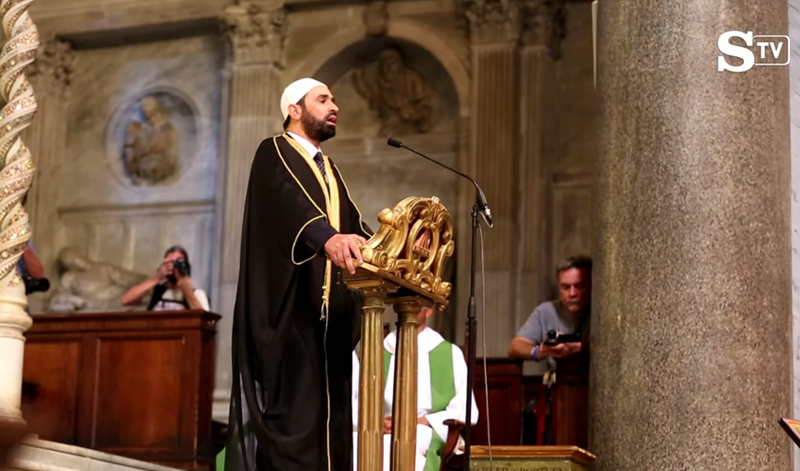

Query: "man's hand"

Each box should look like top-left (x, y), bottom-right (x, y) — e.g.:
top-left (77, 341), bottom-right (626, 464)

top-left (539, 341), bottom-right (582, 359)
top-left (175, 270), bottom-right (192, 290)
top-left (383, 416), bottom-right (393, 434)
top-left (348, 234), bottom-right (368, 246)
top-left (157, 259), bottom-right (172, 280)
top-left (563, 342), bottom-right (582, 357)
top-left (324, 234), bottom-right (364, 275)
top-left (416, 417), bottom-right (431, 428)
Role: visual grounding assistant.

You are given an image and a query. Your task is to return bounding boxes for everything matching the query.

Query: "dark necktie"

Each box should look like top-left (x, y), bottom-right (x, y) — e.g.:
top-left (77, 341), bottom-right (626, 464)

top-left (313, 152), bottom-right (328, 184)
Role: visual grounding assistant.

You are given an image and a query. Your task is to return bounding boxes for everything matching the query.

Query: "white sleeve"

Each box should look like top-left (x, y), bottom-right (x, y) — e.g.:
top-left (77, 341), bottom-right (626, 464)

top-left (193, 289), bottom-right (211, 311)
top-left (352, 351), bottom-right (360, 430)
top-left (424, 344), bottom-right (479, 441)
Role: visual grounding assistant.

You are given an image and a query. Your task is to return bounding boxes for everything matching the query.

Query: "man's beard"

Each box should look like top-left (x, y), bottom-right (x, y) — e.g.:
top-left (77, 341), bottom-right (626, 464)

top-left (300, 109), bottom-right (336, 142)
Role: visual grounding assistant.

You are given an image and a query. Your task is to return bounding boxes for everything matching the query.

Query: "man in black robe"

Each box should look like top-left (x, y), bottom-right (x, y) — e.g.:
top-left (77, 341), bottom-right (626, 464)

top-left (225, 78), bottom-right (372, 471)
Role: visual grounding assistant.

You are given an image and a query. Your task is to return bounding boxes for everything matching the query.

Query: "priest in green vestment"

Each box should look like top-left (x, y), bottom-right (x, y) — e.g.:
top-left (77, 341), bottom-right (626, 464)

top-left (352, 307), bottom-right (478, 471)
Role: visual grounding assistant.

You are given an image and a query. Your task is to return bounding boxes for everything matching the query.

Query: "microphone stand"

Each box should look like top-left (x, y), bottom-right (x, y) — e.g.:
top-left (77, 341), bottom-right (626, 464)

top-left (385, 139), bottom-right (490, 471)
top-left (462, 197), bottom-right (480, 471)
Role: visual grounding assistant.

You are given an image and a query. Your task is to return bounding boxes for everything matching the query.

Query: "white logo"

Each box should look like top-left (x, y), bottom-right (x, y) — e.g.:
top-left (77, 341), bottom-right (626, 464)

top-left (717, 31), bottom-right (790, 72)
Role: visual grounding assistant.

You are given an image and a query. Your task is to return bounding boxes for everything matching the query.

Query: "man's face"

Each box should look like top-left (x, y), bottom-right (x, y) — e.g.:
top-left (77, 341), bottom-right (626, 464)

top-left (297, 85), bottom-right (338, 143)
top-left (558, 268), bottom-right (591, 315)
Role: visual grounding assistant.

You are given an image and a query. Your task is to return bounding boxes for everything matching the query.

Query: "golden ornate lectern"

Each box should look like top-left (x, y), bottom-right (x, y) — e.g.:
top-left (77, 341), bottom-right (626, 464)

top-left (344, 196), bottom-right (454, 471)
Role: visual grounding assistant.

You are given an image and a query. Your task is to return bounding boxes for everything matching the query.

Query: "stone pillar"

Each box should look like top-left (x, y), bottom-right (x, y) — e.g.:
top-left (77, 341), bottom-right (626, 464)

top-left (590, 1), bottom-right (790, 471)
top-left (24, 38), bottom-right (73, 288)
top-left (461, 0), bottom-right (520, 356)
top-left (214, 1), bottom-right (287, 421)
top-left (790, 3), bottom-right (800, 471)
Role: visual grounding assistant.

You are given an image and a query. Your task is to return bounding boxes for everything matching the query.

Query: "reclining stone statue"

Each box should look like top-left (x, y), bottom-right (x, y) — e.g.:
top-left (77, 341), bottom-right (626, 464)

top-left (47, 246), bottom-right (149, 313)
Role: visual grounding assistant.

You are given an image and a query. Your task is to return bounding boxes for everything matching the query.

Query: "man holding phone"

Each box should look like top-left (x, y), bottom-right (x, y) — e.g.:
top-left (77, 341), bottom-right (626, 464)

top-left (508, 255), bottom-right (592, 366)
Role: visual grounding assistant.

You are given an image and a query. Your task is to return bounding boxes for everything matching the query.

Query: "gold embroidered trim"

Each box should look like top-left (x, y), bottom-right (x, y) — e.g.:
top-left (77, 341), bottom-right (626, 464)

top-left (291, 214), bottom-right (326, 266)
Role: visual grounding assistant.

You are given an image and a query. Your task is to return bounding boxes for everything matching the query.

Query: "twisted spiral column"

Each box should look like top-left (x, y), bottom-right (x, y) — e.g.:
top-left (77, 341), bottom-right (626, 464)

top-left (0, 0), bottom-right (38, 424)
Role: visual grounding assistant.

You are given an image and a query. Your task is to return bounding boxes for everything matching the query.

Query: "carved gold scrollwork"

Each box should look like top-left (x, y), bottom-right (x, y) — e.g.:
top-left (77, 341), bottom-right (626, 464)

top-left (358, 196), bottom-right (454, 299)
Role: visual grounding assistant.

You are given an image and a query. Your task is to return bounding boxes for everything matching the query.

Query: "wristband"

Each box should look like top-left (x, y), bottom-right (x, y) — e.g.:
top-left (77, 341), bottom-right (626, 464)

top-left (532, 345), bottom-right (539, 361)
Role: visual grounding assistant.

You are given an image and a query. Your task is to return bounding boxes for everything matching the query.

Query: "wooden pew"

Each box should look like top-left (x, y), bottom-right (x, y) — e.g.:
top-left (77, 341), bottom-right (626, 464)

top-left (471, 358), bottom-right (524, 445)
top-left (470, 357), bottom-right (589, 450)
top-left (21, 309), bottom-right (220, 470)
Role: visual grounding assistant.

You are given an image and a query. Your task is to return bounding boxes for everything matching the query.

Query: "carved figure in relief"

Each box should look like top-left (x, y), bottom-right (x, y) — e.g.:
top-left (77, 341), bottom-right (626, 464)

top-left (123, 96), bottom-right (179, 185)
top-left (47, 246), bottom-right (149, 313)
top-left (352, 47), bottom-right (436, 136)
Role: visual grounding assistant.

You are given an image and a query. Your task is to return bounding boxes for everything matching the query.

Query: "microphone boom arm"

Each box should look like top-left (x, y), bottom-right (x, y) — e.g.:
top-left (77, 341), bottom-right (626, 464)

top-left (387, 138), bottom-right (493, 227)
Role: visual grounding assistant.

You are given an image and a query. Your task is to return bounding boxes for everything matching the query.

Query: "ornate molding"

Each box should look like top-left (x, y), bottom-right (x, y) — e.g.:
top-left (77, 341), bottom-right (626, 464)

top-left (357, 196), bottom-right (454, 301)
top-left (26, 38), bottom-right (73, 95)
top-left (223, 3), bottom-right (288, 66)
top-left (364, 0), bottom-right (388, 37)
top-left (462, 0), bottom-right (520, 45)
top-left (520, 0), bottom-right (567, 59)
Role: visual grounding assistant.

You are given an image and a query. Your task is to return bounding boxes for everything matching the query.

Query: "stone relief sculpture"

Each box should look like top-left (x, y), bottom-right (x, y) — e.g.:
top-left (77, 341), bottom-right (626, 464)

top-left (123, 96), bottom-right (179, 185)
top-left (352, 47), bottom-right (436, 136)
top-left (363, 0), bottom-right (388, 36)
top-left (47, 246), bottom-right (149, 313)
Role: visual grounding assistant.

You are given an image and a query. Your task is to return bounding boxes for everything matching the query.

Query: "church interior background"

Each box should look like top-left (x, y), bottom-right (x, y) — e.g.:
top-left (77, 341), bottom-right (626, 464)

top-left (24, 0), bottom-right (596, 421)
top-left (4, 0), bottom-right (800, 470)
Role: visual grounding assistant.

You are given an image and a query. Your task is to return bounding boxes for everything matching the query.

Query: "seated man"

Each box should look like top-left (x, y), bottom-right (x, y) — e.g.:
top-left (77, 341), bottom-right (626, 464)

top-left (508, 255), bottom-right (591, 445)
top-left (352, 307), bottom-right (478, 471)
top-left (508, 255), bottom-right (592, 367)
top-left (122, 245), bottom-right (210, 311)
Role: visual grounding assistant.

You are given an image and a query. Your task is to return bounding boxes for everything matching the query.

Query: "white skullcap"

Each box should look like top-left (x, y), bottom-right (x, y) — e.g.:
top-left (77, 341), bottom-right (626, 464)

top-left (280, 78), bottom-right (326, 121)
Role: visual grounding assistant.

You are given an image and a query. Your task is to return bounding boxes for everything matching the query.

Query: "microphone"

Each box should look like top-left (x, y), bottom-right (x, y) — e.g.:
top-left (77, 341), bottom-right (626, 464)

top-left (387, 138), bottom-right (493, 227)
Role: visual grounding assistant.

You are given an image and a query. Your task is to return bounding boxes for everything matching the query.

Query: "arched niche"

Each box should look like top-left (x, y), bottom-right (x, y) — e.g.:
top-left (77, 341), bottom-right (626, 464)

top-left (315, 37), bottom-right (459, 139)
top-left (286, 19), bottom-right (470, 117)
top-left (302, 35), bottom-right (464, 339)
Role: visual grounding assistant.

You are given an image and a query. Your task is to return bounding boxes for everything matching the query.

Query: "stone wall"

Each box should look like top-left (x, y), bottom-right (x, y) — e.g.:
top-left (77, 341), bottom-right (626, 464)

top-left (57, 35), bottom-right (222, 287)
top-left (22, 0), bottom-right (601, 421)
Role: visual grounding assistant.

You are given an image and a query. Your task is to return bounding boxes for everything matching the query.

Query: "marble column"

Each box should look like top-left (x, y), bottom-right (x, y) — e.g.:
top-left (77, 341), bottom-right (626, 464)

top-left (461, 0), bottom-right (520, 356)
top-left (590, 1), bottom-right (790, 471)
top-left (23, 38), bottom-right (73, 296)
top-left (214, 1), bottom-right (287, 421)
top-left (790, 3), bottom-right (800, 471)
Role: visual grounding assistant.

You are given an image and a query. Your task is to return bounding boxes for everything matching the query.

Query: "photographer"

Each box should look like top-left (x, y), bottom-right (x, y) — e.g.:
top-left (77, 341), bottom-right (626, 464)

top-left (122, 246), bottom-right (209, 311)
top-left (18, 242), bottom-right (48, 294)
top-left (508, 255), bottom-right (592, 366)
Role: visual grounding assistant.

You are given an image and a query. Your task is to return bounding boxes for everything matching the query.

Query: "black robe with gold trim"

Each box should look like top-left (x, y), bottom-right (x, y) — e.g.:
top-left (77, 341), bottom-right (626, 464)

top-left (226, 134), bottom-right (371, 471)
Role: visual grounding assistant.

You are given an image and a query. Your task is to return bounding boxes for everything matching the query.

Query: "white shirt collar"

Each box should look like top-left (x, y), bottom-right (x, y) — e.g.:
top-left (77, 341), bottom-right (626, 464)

top-left (383, 326), bottom-right (445, 355)
top-left (286, 131), bottom-right (322, 160)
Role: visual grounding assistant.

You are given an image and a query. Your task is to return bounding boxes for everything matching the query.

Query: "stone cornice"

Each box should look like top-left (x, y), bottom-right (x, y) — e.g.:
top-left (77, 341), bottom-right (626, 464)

top-left (222, 3), bottom-right (288, 66)
top-left (27, 38), bottom-right (74, 95)
top-left (463, 0), bottom-right (520, 45)
top-left (519, 0), bottom-right (567, 59)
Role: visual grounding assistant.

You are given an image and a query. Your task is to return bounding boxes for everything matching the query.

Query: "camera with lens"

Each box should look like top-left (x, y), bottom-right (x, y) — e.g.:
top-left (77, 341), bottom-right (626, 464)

top-left (167, 258), bottom-right (192, 283)
top-left (544, 329), bottom-right (581, 345)
top-left (173, 258), bottom-right (191, 276)
top-left (23, 276), bottom-right (50, 295)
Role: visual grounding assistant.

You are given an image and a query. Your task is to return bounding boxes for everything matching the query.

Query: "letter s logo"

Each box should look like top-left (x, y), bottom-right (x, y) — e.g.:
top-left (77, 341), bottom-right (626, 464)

top-left (718, 31), bottom-right (755, 72)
